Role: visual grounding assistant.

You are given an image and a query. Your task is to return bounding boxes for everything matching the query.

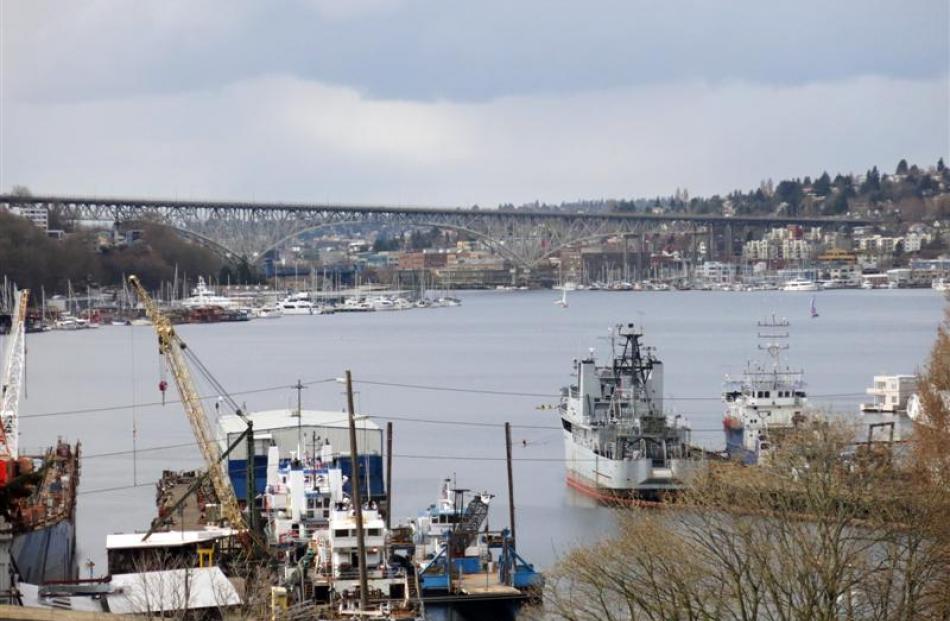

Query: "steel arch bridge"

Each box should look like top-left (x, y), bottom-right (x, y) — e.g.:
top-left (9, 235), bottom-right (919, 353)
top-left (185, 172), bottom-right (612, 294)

top-left (0, 194), bottom-right (872, 269)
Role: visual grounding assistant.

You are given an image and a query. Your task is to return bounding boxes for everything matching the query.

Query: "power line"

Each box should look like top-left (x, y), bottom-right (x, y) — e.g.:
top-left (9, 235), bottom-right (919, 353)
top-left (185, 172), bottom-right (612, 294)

top-left (19, 376), bottom-right (868, 421)
top-left (352, 379), bottom-right (556, 398)
top-left (20, 378), bottom-right (339, 419)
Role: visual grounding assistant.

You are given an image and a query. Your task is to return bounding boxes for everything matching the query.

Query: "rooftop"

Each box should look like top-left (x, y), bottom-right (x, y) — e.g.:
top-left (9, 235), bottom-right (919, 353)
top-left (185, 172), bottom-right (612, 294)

top-left (217, 408), bottom-right (380, 436)
top-left (106, 528), bottom-right (236, 550)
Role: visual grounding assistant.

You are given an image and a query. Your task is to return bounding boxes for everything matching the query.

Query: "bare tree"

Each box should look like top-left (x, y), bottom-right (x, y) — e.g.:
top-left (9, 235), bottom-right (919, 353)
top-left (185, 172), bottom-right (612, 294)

top-left (545, 419), bottom-right (950, 621)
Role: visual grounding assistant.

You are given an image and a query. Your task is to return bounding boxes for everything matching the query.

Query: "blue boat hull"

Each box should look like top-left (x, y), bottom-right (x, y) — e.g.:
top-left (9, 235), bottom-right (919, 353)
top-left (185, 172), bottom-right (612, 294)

top-left (12, 519), bottom-right (77, 583)
top-left (724, 427), bottom-right (758, 465)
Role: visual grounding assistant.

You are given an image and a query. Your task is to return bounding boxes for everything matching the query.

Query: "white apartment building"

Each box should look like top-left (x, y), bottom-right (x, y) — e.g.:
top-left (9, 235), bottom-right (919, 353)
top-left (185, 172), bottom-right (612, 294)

top-left (860, 375), bottom-right (918, 415)
top-left (11, 205), bottom-right (49, 232)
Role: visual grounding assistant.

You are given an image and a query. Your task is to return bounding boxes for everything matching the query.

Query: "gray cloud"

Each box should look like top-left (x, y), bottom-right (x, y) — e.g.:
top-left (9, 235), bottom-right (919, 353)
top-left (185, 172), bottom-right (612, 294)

top-left (3, 74), bottom-right (946, 206)
top-left (1, 2), bottom-right (947, 206)
top-left (3, 0), bottom-right (948, 103)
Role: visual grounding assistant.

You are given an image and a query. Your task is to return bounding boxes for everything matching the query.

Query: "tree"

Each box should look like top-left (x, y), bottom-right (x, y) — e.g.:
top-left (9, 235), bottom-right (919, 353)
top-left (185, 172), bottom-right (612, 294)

top-left (774, 180), bottom-right (803, 214)
top-left (822, 190), bottom-right (849, 215)
top-left (911, 308), bottom-right (950, 487)
top-left (896, 158), bottom-right (909, 175)
top-left (814, 171), bottom-right (832, 197)
top-left (939, 157), bottom-right (946, 172)
top-left (860, 166), bottom-right (881, 195)
top-left (546, 418), bottom-right (950, 620)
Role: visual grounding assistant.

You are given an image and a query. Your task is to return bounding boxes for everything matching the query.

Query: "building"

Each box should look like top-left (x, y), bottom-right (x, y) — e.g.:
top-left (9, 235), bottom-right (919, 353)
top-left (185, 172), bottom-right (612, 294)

top-left (11, 205), bottom-right (49, 231)
top-left (860, 375), bottom-right (918, 415)
top-left (698, 261), bottom-right (736, 284)
top-left (398, 251), bottom-right (449, 270)
top-left (217, 409), bottom-right (385, 501)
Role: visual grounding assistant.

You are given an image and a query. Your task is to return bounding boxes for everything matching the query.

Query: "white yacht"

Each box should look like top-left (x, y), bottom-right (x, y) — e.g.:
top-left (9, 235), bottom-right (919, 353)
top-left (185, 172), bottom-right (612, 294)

top-left (722, 316), bottom-right (808, 464)
top-left (782, 278), bottom-right (819, 292)
top-left (340, 298), bottom-right (374, 312)
top-left (182, 277), bottom-right (236, 308)
top-left (279, 298), bottom-right (317, 315)
top-left (369, 296), bottom-right (396, 311)
top-left (254, 305), bottom-right (283, 319)
top-left (559, 324), bottom-right (696, 500)
top-left (932, 277), bottom-right (950, 292)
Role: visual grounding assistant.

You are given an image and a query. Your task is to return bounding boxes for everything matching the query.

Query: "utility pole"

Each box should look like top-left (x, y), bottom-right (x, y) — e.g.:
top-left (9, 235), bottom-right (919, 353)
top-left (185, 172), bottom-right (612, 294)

top-left (505, 422), bottom-right (516, 549)
top-left (345, 370), bottom-right (370, 611)
top-left (385, 422), bottom-right (393, 531)
top-left (293, 379), bottom-right (306, 460)
top-left (245, 416), bottom-right (256, 533)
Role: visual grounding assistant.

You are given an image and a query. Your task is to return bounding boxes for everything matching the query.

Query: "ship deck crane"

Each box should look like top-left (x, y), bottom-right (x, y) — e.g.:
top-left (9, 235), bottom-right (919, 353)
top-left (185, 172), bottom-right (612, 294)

top-left (127, 275), bottom-right (257, 535)
top-left (0, 289), bottom-right (29, 475)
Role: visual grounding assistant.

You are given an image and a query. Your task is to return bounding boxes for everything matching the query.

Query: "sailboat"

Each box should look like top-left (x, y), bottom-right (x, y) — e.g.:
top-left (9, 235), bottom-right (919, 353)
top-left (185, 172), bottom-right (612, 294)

top-left (555, 287), bottom-right (568, 308)
top-left (810, 296), bottom-right (819, 319)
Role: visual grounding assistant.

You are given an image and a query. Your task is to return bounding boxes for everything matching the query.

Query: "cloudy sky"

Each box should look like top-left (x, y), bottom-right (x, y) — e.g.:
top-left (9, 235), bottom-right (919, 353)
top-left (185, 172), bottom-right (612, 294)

top-left (2, 1), bottom-right (947, 206)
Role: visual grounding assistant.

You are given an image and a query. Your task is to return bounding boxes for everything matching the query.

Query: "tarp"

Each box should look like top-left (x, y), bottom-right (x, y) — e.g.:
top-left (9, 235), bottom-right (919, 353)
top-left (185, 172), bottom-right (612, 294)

top-left (106, 567), bottom-right (241, 614)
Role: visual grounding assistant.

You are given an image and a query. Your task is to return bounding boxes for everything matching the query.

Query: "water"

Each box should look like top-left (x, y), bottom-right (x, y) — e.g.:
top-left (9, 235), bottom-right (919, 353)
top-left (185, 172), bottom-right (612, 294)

top-left (12, 289), bottom-right (946, 588)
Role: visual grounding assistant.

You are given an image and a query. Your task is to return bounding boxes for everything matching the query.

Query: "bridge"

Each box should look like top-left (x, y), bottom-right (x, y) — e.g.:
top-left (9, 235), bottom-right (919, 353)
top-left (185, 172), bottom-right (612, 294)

top-left (0, 194), bottom-right (872, 270)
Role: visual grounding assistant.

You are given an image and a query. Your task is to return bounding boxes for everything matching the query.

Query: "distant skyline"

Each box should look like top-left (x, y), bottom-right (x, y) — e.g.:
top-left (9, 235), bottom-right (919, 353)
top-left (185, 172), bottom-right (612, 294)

top-left (2, 1), bottom-right (948, 206)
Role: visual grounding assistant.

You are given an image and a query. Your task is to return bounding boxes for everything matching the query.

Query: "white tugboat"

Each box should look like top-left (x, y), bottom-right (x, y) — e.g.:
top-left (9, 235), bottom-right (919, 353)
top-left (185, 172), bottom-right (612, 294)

top-left (559, 323), bottom-right (696, 501)
top-left (722, 315), bottom-right (808, 464)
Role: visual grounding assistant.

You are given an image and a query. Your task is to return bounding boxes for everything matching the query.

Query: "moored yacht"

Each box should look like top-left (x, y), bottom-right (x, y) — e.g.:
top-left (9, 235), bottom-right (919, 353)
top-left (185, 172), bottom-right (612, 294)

top-left (182, 277), bottom-right (236, 308)
top-left (782, 278), bottom-right (819, 291)
top-left (279, 298), bottom-right (316, 315)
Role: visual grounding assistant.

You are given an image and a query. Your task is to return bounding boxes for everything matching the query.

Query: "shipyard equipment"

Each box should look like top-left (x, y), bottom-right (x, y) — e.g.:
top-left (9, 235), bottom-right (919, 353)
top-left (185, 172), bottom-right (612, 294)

top-left (0, 289), bottom-right (28, 482)
top-left (0, 289), bottom-right (30, 486)
top-left (127, 275), bottom-right (255, 533)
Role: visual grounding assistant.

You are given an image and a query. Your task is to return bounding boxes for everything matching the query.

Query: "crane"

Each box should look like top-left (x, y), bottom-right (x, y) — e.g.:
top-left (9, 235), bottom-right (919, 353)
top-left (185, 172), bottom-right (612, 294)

top-left (0, 288), bottom-right (29, 468)
top-left (127, 275), bottom-right (253, 532)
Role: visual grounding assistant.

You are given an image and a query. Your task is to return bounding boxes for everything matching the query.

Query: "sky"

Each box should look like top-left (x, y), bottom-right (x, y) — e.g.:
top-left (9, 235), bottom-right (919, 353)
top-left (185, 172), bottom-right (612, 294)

top-left (2, 0), bottom-right (948, 207)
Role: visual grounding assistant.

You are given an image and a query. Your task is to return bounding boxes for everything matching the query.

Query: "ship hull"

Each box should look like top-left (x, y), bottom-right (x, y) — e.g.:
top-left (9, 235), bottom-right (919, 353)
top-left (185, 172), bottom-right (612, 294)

top-left (563, 430), bottom-right (691, 501)
top-left (11, 518), bottom-right (76, 583)
top-left (724, 426), bottom-right (758, 465)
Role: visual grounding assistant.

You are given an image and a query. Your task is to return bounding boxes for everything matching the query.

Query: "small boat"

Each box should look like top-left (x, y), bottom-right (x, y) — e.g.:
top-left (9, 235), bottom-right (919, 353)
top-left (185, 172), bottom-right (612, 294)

top-left (782, 279), bottom-right (819, 292)
top-left (254, 305), bottom-right (283, 319)
top-left (435, 296), bottom-right (461, 307)
top-left (810, 296), bottom-right (819, 319)
top-left (411, 479), bottom-right (543, 604)
top-left (932, 278), bottom-right (950, 292)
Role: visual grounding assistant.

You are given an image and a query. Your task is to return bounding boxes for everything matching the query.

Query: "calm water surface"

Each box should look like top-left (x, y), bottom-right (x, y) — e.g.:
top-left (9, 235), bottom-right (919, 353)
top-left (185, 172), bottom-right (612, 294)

top-left (11, 289), bottom-right (947, 606)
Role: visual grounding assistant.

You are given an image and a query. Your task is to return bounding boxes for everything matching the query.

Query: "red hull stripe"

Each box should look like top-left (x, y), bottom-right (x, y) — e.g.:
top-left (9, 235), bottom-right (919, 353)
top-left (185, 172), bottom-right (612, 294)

top-left (565, 472), bottom-right (665, 508)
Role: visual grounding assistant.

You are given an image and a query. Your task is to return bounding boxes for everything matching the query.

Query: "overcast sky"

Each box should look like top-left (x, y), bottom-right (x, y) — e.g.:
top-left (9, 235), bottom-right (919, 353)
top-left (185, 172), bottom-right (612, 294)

top-left (2, 0), bottom-right (948, 206)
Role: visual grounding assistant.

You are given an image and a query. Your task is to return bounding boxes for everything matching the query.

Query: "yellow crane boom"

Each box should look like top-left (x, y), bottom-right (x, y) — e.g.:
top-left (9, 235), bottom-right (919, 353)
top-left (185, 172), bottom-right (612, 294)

top-left (127, 275), bottom-right (245, 529)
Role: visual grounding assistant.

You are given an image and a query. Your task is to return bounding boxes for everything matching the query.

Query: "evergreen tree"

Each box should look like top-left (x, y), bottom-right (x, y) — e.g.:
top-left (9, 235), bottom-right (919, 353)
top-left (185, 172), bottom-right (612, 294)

top-left (896, 159), bottom-right (909, 175)
top-left (939, 157), bottom-right (946, 172)
top-left (814, 172), bottom-right (832, 196)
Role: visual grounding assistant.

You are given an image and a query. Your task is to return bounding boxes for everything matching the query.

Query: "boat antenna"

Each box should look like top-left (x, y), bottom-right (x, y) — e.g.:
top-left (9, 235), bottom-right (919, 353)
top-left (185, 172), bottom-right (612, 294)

top-left (757, 313), bottom-right (790, 370)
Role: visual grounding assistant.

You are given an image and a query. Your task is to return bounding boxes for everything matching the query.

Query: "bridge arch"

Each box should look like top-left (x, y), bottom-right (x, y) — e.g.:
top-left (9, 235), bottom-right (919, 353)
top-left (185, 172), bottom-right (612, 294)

top-left (121, 219), bottom-right (242, 263)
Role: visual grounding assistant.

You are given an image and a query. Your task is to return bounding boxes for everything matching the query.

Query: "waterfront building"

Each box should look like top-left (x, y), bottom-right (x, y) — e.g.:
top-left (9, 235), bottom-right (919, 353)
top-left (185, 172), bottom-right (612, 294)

top-left (861, 375), bottom-right (918, 416)
top-left (698, 261), bottom-right (736, 285)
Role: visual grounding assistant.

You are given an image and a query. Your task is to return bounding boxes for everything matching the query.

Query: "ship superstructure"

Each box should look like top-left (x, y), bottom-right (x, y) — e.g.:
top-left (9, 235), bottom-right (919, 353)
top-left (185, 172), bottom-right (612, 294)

top-left (722, 315), bottom-right (808, 464)
top-left (559, 323), bottom-right (694, 500)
